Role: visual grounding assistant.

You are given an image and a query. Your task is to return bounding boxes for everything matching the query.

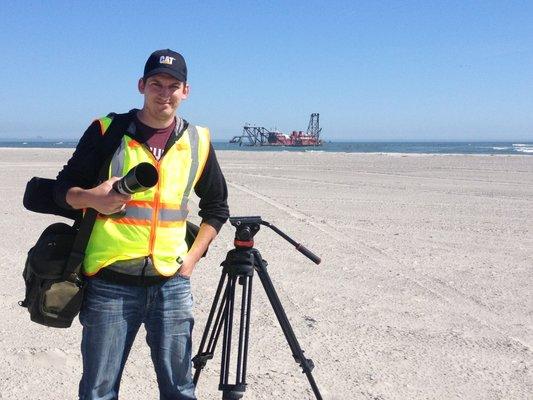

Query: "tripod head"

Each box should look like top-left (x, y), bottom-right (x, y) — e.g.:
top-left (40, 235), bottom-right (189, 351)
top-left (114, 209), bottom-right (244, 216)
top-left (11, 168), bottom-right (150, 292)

top-left (229, 216), bottom-right (321, 265)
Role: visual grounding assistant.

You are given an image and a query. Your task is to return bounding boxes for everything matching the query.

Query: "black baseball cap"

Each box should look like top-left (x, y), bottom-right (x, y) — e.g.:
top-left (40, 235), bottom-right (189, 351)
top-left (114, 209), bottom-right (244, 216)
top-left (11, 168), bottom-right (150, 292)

top-left (143, 49), bottom-right (187, 82)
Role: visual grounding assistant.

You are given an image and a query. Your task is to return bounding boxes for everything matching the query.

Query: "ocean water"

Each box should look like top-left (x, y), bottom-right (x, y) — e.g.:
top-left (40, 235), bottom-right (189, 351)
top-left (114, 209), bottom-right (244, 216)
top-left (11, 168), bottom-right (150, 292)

top-left (0, 140), bottom-right (532, 155)
top-left (215, 141), bottom-right (533, 155)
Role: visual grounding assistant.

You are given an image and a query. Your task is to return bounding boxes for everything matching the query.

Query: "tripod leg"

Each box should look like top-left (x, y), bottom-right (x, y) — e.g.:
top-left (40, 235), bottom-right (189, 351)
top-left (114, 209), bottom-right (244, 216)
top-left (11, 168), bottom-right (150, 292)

top-left (220, 274), bottom-right (236, 388)
top-left (193, 271), bottom-right (230, 384)
top-left (236, 275), bottom-right (253, 384)
top-left (219, 274), bottom-right (253, 400)
top-left (253, 251), bottom-right (323, 400)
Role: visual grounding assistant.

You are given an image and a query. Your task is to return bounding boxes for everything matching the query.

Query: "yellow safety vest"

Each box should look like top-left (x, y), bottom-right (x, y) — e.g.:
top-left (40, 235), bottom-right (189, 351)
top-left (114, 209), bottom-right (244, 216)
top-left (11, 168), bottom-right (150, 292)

top-left (83, 116), bottom-right (211, 276)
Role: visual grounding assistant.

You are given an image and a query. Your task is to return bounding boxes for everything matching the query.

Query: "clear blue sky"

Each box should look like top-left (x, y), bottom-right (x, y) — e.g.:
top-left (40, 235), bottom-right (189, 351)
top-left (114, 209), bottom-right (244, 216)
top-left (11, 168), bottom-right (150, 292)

top-left (1, 0), bottom-right (532, 141)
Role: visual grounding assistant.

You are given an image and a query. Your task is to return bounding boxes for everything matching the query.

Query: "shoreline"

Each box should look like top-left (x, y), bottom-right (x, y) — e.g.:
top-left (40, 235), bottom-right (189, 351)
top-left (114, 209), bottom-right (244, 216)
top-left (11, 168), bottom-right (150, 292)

top-left (0, 146), bottom-right (532, 157)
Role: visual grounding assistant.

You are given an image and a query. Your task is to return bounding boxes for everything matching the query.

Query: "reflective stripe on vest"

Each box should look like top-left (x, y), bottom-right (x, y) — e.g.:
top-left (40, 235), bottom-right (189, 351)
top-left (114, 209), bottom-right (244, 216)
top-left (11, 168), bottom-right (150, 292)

top-left (84, 118), bottom-right (211, 276)
top-left (103, 204), bottom-right (190, 224)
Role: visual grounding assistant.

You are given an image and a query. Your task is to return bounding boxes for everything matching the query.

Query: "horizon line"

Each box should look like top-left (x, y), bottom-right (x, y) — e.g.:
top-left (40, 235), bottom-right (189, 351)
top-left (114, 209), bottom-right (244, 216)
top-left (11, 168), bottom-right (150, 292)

top-left (1, 138), bottom-right (532, 144)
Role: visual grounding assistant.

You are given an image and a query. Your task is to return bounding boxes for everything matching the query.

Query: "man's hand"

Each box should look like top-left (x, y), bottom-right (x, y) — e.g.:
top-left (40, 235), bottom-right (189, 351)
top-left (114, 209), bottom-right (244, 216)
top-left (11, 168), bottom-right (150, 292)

top-left (89, 177), bottom-right (132, 214)
top-left (177, 223), bottom-right (218, 278)
top-left (177, 254), bottom-right (196, 278)
top-left (66, 176), bottom-right (131, 214)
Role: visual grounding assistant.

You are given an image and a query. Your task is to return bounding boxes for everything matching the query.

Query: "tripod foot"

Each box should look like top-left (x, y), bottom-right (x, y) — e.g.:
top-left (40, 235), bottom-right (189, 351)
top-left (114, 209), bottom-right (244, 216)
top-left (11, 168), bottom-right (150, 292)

top-left (220, 384), bottom-right (246, 399)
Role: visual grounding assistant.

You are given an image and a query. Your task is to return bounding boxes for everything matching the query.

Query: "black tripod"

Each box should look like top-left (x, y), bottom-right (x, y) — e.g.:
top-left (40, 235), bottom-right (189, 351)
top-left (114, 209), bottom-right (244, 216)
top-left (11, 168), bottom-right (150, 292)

top-left (192, 216), bottom-right (323, 400)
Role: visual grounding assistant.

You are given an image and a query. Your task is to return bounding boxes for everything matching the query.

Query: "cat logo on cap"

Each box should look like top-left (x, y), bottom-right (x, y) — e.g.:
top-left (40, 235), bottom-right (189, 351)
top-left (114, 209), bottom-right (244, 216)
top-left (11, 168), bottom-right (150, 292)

top-left (159, 56), bottom-right (175, 65)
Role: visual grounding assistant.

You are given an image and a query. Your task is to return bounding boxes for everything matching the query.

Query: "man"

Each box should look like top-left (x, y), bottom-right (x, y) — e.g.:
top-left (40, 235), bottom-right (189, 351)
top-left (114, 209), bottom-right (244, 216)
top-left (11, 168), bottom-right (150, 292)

top-left (54, 49), bottom-right (229, 400)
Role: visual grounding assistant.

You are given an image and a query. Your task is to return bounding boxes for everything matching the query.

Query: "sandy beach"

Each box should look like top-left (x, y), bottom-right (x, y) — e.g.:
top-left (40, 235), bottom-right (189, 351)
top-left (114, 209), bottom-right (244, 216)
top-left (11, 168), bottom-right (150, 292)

top-left (0, 148), bottom-right (531, 399)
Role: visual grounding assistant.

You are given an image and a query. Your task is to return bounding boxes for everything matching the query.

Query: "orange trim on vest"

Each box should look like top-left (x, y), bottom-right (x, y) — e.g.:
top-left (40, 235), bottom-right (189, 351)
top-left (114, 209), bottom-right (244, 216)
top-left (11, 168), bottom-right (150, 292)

top-left (128, 200), bottom-right (156, 208)
top-left (98, 120), bottom-right (106, 136)
top-left (148, 161), bottom-right (162, 254)
top-left (101, 217), bottom-right (152, 226)
top-left (128, 140), bottom-right (142, 148)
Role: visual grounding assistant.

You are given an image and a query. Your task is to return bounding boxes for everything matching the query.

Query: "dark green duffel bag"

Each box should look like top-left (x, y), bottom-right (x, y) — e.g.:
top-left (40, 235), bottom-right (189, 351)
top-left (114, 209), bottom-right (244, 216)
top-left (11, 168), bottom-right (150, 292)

top-left (19, 222), bottom-right (85, 328)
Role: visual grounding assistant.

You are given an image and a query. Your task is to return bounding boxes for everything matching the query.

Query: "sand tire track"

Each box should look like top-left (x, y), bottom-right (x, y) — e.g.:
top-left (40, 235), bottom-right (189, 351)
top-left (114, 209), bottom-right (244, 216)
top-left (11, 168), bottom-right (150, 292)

top-left (229, 179), bottom-right (532, 353)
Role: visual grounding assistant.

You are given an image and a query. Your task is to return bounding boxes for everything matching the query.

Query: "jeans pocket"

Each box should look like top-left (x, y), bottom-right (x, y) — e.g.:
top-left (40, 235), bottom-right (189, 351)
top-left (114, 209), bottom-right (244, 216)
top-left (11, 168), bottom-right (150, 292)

top-left (177, 273), bottom-right (191, 280)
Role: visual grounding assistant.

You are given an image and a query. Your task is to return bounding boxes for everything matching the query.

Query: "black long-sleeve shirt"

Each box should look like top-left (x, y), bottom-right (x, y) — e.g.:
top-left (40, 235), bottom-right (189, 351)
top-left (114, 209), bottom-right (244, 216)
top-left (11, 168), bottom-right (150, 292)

top-left (54, 116), bottom-right (229, 232)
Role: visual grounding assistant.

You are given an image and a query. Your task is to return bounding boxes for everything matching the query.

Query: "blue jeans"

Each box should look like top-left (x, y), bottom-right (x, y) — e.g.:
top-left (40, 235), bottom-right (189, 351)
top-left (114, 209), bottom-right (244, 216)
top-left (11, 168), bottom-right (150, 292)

top-left (78, 275), bottom-right (195, 400)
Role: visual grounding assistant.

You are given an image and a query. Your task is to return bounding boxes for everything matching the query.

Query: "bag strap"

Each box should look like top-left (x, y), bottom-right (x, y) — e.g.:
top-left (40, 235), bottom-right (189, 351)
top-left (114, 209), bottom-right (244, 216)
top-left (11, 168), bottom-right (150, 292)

top-left (62, 112), bottom-right (134, 281)
top-left (98, 110), bottom-right (136, 162)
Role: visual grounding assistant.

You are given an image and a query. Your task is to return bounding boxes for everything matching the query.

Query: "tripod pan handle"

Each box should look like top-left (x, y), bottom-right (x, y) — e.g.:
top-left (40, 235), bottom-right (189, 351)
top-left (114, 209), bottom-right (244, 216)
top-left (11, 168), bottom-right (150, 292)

top-left (296, 244), bottom-right (321, 265)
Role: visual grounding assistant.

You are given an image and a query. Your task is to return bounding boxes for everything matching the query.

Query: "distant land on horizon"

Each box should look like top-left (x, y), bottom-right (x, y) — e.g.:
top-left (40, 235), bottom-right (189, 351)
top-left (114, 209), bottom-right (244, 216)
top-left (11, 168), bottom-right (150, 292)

top-left (0, 136), bottom-right (532, 144)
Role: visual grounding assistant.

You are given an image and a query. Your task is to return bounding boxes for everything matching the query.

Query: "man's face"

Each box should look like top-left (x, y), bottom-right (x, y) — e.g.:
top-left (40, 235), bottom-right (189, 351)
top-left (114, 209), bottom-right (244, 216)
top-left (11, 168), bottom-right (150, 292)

top-left (138, 73), bottom-right (189, 121)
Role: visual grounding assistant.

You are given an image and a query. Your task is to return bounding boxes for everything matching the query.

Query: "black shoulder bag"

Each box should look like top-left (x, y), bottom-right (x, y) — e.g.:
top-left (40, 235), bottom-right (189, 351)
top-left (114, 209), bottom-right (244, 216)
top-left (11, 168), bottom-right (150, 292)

top-left (19, 209), bottom-right (97, 328)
